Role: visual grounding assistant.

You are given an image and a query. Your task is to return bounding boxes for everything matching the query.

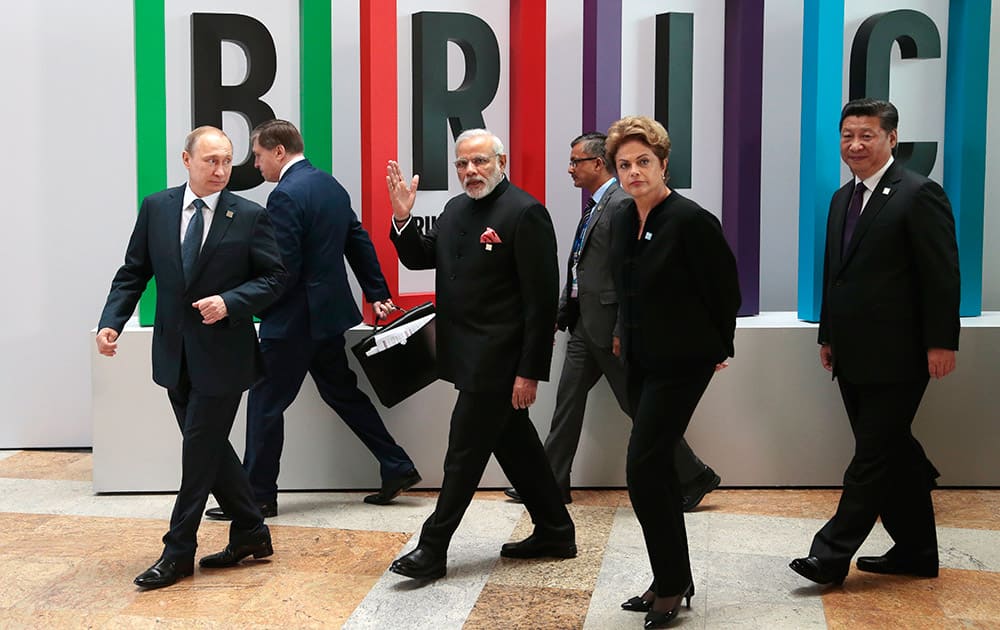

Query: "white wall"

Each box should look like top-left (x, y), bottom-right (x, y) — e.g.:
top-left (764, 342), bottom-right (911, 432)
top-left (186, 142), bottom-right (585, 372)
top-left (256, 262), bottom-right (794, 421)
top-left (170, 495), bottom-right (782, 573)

top-left (2, 0), bottom-right (997, 447)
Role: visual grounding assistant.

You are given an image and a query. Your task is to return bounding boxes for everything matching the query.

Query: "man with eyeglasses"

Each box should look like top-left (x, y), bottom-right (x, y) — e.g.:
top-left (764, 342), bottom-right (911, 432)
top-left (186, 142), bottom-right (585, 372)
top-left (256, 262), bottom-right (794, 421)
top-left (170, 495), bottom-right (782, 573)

top-left (503, 133), bottom-right (722, 510)
top-left (384, 128), bottom-right (576, 580)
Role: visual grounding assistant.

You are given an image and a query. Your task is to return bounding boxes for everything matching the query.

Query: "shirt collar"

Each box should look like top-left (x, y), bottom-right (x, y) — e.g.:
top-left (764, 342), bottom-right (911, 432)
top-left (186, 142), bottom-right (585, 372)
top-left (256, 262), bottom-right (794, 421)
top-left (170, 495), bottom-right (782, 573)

top-left (182, 184), bottom-right (221, 211)
top-left (856, 155), bottom-right (894, 191)
top-left (279, 154), bottom-right (307, 180)
top-left (591, 177), bottom-right (616, 205)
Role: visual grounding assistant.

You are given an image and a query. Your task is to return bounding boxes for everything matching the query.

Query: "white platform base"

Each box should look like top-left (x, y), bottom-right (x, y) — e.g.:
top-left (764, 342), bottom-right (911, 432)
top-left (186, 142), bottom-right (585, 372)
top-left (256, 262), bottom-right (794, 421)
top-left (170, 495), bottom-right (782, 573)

top-left (91, 313), bottom-right (1000, 492)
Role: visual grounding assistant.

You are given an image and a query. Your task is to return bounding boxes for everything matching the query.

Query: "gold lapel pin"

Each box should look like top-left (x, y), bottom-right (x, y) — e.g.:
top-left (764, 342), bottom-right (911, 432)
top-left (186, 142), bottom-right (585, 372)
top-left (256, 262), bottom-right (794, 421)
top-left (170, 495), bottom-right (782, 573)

top-left (226, 210), bottom-right (234, 218)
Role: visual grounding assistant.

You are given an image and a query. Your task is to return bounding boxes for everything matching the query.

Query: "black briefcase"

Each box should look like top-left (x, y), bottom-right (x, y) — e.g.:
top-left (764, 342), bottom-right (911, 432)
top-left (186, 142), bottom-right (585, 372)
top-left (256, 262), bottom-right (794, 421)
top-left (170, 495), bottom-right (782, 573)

top-left (350, 302), bottom-right (438, 407)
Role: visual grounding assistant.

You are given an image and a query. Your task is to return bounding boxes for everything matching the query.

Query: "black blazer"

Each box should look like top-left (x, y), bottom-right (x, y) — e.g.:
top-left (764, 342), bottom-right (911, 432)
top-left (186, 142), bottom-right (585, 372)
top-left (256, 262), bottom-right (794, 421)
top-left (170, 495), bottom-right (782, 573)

top-left (390, 177), bottom-right (559, 392)
top-left (819, 160), bottom-right (960, 383)
top-left (558, 180), bottom-right (631, 348)
top-left (98, 185), bottom-right (286, 395)
top-left (258, 159), bottom-right (390, 340)
top-left (611, 191), bottom-right (740, 369)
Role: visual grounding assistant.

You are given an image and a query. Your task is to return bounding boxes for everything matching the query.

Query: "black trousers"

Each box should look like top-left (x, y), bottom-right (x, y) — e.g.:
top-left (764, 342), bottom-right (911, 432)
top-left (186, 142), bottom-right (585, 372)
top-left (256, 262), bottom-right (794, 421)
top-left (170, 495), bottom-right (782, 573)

top-left (163, 359), bottom-right (265, 561)
top-left (627, 362), bottom-right (716, 597)
top-left (244, 334), bottom-right (415, 503)
top-left (418, 389), bottom-right (575, 555)
top-left (544, 325), bottom-right (709, 497)
top-left (809, 376), bottom-right (938, 569)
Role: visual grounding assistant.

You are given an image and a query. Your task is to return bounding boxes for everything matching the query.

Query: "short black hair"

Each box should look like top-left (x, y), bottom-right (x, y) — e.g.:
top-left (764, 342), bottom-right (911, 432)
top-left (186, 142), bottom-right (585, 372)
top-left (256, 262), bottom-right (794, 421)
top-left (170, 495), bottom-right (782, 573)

top-left (251, 119), bottom-right (305, 154)
top-left (840, 98), bottom-right (898, 133)
top-left (572, 132), bottom-right (610, 172)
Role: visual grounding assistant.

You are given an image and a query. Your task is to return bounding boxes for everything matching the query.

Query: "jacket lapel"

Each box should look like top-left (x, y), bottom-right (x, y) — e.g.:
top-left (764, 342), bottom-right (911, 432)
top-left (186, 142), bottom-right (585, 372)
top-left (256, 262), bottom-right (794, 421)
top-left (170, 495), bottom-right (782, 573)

top-left (841, 162), bottom-right (901, 263)
top-left (580, 180), bottom-right (618, 253)
top-left (828, 182), bottom-right (851, 271)
top-left (185, 189), bottom-right (236, 289)
top-left (165, 186), bottom-right (185, 280)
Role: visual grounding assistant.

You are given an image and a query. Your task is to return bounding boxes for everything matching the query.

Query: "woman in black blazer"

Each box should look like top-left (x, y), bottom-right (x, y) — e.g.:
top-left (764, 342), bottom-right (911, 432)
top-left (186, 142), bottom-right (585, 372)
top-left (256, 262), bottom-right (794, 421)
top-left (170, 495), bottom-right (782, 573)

top-left (606, 116), bottom-right (740, 628)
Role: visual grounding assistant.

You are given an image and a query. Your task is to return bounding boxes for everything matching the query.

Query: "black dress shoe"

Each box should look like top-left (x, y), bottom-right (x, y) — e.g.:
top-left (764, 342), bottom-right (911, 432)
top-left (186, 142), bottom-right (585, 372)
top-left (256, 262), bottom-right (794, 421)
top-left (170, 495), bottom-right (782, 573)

top-left (365, 469), bottom-right (422, 505)
top-left (642, 584), bottom-right (693, 628)
top-left (856, 553), bottom-right (938, 578)
top-left (133, 556), bottom-right (194, 589)
top-left (680, 467), bottom-right (721, 512)
top-left (504, 487), bottom-right (572, 504)
top-left (500, 533), bottom-right (577, 559)
top-left (199, 526), bottom-right (273, 568)
top-left (789, 556), bottom-right (848, 585)
top-left (389, 547), bottom-right (446, 580)
top-left (204, 501), bottom-right (277, 521)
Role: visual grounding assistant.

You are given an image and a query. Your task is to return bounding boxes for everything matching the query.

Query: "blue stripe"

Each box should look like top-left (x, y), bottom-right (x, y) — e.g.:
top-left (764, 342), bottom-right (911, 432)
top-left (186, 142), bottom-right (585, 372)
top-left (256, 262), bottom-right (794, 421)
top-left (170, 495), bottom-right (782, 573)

top-left (797, 0), bottom-right (845, 322)
top-left (945, 0), bottom-right (990, 317)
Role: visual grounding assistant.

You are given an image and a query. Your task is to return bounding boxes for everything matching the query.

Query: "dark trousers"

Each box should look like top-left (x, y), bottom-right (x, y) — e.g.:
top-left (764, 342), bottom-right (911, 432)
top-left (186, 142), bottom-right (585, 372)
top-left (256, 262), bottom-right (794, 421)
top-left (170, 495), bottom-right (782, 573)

top-left (627, 362), bottom-right (715, 597)
top-left (244, 333), bottom-right (415, 503)
top-left (418, 390), bottom-right (575, 555)
top-left (164, 361), bottom-right (265, 561)
top-left (809, 376), bottom-right (938, 569)
top-left (545, 326), bottom-right (708, 496)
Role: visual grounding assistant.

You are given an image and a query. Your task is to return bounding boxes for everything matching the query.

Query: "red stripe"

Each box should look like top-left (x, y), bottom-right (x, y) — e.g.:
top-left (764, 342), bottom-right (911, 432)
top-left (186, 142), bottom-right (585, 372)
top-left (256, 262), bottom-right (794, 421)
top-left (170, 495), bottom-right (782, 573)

top-left (509, 0), bottom-right (547, 205)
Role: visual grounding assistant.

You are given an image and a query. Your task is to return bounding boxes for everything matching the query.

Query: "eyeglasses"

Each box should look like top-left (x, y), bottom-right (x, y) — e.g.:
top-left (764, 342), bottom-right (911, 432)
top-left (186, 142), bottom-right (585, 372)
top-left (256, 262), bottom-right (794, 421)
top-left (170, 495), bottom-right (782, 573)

top-left (568, 156), bottom-right (600, 168)
top-left (454, 154), bottom-right (497, 170)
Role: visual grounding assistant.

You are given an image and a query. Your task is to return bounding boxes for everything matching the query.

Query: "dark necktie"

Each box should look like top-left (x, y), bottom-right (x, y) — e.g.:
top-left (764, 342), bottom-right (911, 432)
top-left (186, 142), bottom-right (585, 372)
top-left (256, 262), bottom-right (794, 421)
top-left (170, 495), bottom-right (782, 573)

top-left (841, 181), bottom-right (866, 255)
top-left (182, 198), bottom-right (206, 281)
top-left (572, 197), bottom-right (597, 258)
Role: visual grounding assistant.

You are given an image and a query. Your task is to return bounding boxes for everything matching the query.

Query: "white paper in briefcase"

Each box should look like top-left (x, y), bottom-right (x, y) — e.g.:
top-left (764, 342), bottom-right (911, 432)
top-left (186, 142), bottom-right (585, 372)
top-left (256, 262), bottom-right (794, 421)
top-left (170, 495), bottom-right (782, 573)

top-left (364, 313), bottom-right (436, 356)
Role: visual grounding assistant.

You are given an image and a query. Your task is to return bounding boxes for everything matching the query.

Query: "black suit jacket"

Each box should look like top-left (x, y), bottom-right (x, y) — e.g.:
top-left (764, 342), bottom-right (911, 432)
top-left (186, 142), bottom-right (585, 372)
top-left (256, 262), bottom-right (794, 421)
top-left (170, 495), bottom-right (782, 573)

top-left (99, 185), bottom-right (286, 396)
top-left (258, 159), bottom-right (390, 340)
top-left (819, 161), bottom-right (960, 383)
top-left (390, 177), bottom-right (559, 392)
top-left (611, 191), bottom-right (740, 368)
top-left (558, 180), bottom-right (630, 348)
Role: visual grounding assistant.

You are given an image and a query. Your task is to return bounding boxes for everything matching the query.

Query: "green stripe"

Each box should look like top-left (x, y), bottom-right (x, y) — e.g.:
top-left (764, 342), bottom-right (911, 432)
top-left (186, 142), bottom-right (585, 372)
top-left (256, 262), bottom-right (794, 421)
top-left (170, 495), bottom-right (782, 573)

top-left (300, 0), bottom-right (333, 172)
top-left (134, 0), bottom-right (167, 326)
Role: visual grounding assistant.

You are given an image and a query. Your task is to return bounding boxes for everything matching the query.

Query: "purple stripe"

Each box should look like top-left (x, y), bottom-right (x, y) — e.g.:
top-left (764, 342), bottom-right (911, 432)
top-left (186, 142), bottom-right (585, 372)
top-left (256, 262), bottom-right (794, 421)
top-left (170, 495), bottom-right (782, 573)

top-left (722, 0), bottom-right (764, 316)
top-left (582, 0), bottom-right (622, 134)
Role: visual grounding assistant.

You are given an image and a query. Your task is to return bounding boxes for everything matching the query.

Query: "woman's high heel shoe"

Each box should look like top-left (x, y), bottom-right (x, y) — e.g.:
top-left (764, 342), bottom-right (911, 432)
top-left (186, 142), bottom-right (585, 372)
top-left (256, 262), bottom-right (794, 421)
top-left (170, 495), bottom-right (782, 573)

top-left (621, 580), bottom-right (657, 612)
top-left (642, 583), bottom-right (694, 629)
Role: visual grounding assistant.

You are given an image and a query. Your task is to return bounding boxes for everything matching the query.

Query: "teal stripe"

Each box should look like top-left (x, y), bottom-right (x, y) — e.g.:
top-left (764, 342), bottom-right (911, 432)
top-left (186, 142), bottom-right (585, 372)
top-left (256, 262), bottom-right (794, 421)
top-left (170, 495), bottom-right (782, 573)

top-left (945, 0), bottom-right (989, 317)
top-left (797, 0), bottom-right (844, 322)
top-left (300, 0), bottom-right (333, 173)
top-left (134, 0), bottom-right (167, 326)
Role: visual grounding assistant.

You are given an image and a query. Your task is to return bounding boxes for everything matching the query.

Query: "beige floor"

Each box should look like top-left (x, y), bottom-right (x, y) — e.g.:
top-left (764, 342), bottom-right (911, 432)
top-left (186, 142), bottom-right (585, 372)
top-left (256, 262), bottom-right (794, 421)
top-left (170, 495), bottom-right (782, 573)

top-left (0, 449), bottom-right (998, 629)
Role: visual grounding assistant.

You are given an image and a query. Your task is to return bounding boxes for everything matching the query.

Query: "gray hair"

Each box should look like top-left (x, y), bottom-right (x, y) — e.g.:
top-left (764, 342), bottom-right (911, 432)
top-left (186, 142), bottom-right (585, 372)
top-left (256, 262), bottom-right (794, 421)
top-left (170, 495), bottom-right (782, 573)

top-left (455, 128), bottom-right (505, 155)
top-left (184, 126), bottom-right (230, 154)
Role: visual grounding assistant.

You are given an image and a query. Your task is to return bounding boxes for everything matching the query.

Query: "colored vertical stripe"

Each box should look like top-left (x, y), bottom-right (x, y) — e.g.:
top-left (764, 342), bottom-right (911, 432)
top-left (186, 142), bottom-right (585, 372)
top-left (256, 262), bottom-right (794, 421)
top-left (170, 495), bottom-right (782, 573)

top-left (510, 0), bottom-right (547, 204)
top-left (134, 0), bottom-right (167, 326)
top-left (300, 0), bottom-right (333, 174)
top-left (655, 12), bottom-right (693, 190)
top-left (722, 0), bottom-right (763, 316)
top-left (582, 0), bottom-right (622, 134)
top-left (797, 0), bottom-right (845, 322)
top-left (945, 0), bottom-right (989, 317)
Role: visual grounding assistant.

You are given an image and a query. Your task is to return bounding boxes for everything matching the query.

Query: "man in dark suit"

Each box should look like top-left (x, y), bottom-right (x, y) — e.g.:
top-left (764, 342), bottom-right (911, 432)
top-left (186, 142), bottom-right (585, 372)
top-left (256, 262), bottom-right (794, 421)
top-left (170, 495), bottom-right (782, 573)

top-left (96, 126), bottom-right (286, 589)
top-left (503, 132), bottom-right (720, 510)
top-left (790, 99), bottom-right (960, 586)
top-left (384, 128), bottom-right (576, 580)
top-left (204, 120), bottom-right (420, 521)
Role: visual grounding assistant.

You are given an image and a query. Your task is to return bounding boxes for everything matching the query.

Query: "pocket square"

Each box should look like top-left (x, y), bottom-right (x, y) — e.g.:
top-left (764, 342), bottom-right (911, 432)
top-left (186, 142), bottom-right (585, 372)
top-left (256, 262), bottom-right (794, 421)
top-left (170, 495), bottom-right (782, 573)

top-left (480, 227), bottom-right (502, 243)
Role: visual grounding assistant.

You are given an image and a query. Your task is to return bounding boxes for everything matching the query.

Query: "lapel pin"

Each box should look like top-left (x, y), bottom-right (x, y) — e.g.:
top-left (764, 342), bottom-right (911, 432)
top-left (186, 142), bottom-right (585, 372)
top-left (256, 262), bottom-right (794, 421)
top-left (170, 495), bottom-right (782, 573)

top-left (644, 232), bottom-right (652, 240)
top-left (882, 187), bottom-right (890, 195)
top-left (226, 210), bottom-right (234, 218)
top-left (485, 244), bottom-right (493, 251)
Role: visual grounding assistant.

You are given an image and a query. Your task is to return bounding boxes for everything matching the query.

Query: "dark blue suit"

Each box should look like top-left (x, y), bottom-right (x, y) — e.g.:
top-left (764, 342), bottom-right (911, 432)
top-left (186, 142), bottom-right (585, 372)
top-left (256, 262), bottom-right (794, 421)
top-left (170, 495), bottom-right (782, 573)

top-left (245, 159), bottom-right (416, 503)
top-left (99, 185), bottom-right (285, 561)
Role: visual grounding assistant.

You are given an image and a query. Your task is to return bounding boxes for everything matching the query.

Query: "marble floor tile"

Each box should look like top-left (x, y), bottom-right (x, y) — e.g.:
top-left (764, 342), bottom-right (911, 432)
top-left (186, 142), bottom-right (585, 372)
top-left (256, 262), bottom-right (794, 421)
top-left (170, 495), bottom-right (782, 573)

top-left (0, 449), bottom-right (92, 481)
top-left (464, 583), bottom-right (592, 630)
top-left (240, 571), bottom-right (379, 628)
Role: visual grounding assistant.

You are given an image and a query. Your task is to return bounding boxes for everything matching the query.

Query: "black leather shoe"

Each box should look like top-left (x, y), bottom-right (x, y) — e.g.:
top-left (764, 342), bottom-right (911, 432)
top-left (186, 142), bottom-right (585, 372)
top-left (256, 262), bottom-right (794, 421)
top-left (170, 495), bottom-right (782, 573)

top-left (365, 469), bottom-right (422, 505)
top-left (789, 556), bottom-right (848, 585)
top-left (133, 556), bottom-right (194, 589)
top-left (199, 526), bottom-right (273, 568)
top-left (500, 533), bottom-right (577, 559)
top-left (504, 487), bottom-right (572, 504)
top-left (204, 501), bottom-right (277, 521)
top-left (389, 547), bottom-right (446, 580)
top-left (681, 468), bottom-right (721, 512)
top-left (856, 553), bottom-right (938, 578)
